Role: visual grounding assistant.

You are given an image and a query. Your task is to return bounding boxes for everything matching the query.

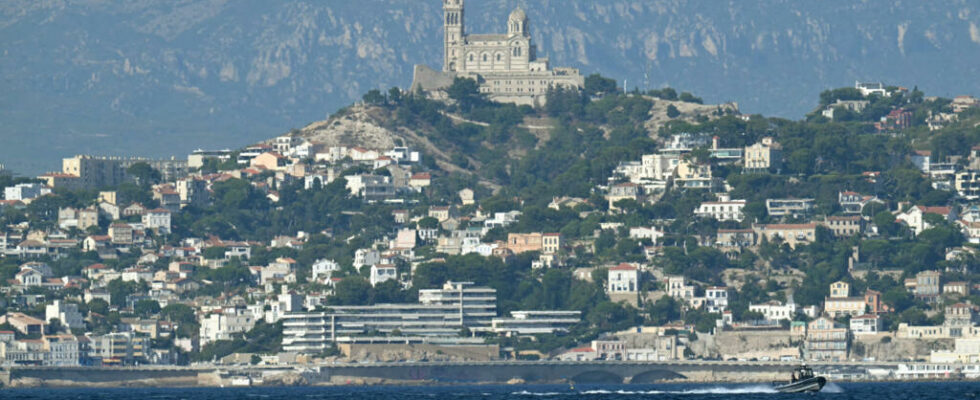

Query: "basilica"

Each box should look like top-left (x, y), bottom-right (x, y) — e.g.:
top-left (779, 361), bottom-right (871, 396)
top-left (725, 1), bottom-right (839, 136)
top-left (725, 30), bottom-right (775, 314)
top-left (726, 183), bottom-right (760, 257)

top-left (412, 0), bottom-right (584, 106)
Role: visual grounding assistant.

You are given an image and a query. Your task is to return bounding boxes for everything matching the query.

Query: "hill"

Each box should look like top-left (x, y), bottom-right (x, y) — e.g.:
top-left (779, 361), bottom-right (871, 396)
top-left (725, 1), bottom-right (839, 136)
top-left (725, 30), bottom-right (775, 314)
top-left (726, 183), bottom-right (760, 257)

top-left (3, 1), bottom-right (980, 173)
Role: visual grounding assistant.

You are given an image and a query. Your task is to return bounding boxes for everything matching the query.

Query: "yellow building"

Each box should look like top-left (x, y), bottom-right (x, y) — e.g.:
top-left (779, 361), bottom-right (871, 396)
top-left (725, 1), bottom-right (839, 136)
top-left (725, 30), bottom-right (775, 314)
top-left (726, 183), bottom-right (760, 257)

top-left (743, 137), bottom-right (782, 172)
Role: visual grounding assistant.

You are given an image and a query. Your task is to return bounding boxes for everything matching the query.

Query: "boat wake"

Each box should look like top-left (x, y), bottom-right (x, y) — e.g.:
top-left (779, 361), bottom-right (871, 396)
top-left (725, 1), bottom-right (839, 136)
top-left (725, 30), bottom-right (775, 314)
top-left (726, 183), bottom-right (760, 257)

top-left (513, 385), bottom-right (781, 396)
top-left (822, 382), bottom-right (845, 393)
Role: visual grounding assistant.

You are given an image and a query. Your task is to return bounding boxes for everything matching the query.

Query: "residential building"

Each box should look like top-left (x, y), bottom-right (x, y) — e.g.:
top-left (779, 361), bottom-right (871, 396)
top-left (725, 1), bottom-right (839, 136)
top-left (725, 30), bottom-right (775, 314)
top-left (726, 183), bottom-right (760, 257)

top-left (850, 314), bottom-right (883, 335)
top-left (913, 270), bottom-right (942, 302)
top-left (506, 232), bottom-right (553, 254)
top-left (743, 137), bottom-right (782, 172)
top-left (607, 264), bottom-right (638, 293)
top-left (838, 191), bottom-right (882, 215)
top-left (822, 216), bottom-right (864, 237)
top-left (57, 207), bottom-right (99, 231)
top-left (199, 311), bottom-right (258, 345)
top-left (674, 160), bottom-right (718, 190)
top-left (108, 223), bottom-right (134, 245)
top-left (695, 199), bottom-right (746, 222)
top-left (410, 173), bottom-right (432, 190)
top-left (715, 229), bottom-right (756, 249)
top-left (0, 313), bottom-right (45, 336)
top-left (4, 183), bottom-right (49, 202)
top-left (281, 282), bottom-right (497, 352)
top-left (765, 198), bottom-right (815, 218)
top-left (142, 209), bottom-right (172, 234)
top-left (753, 223), bottom-right (817, 249)
top-left (830, 281), bottom-right (851, 298)
top-left (896, 206), bottom-right (956, 235)
top-left (312, 259), bottom-right (340, 280)
top-left (345, 174), bottom-right (396, 200)
top-left (629, 227), bottom-right (665, 243)
top-left (667, 276), bottom-right (695, 300)
top-left (490, 311), bottom-right (581, 336)
top-left (60, 155), bottom-right (127, 189)
top-left (945, 303), bottom-right (978, 327)
top-left (45, 301), bottom-right (84, 331)
top-left (250, 152), bottom-right (287, 171)
top-left (749, 301), bottom-right (797, 322)
top-left (176, 178), bottom-right (209, 208)
top-left (821, 99), bottom-right (869, 119)
top-left (187, 149), bottom-right (233, 169)
top-left (955, 171), bottom-right (980, 200)
top-left (606, 182), bottom-right (641, 210)
top-left (855, 81), bottom-right (889, 97)
top-left (542, 233), bottom-right (563, 254)
top-left (805, 317), bottom-right (848, 361)
top-left (944, 281), bottom-right (971, 297)
top-left (369, 264), bottom-right (398, 287)
top-left (88, 332), bottom-right (150, 365)
top-left (824, 297), bottom-right (866, 318)
top-left (704, 287), bottom-right (729, 313)
top-left (953, 95), bottom-right (980, 113)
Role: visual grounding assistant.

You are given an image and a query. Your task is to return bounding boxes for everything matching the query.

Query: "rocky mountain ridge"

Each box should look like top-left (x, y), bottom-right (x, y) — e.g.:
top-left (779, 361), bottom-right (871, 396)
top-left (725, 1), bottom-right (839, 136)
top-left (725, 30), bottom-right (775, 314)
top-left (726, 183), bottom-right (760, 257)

top-left (2, 0), bottom-right (979, 173)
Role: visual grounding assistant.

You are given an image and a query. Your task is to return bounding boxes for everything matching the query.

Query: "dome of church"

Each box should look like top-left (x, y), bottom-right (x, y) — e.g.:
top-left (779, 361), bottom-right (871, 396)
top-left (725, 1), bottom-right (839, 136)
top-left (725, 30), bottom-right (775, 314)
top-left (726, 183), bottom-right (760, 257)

top-left (509, 7), bottom-right (527, 21)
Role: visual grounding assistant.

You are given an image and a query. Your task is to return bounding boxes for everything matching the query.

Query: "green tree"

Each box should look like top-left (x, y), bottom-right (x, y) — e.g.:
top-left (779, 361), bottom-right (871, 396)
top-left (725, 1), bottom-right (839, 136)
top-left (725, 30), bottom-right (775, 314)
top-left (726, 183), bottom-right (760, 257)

top-left (87, 299), bottom-right (110, 316)
top-left (584, 74), bottom-right (617, 97)
top-left (332, 277), bottom-right (373, 305)
top-left (417, 216), bottom-right (440, 229)
top-left (447, 77), bottom-right (485, 112)
top-left (126, 162), bottom-right (161, 186)
top-left (362, 89), bottom-right (386, 105)
top-left (134, 299), bottom-right (161, 317)
top-left (666, 104), bottom-right (680, 118)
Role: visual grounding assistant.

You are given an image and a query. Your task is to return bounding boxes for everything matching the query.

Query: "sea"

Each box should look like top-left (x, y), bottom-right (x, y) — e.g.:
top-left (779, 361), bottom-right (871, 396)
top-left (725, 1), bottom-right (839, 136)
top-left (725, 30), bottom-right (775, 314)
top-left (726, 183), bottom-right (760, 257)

top-left (3, 382), bottom-right (980, 400)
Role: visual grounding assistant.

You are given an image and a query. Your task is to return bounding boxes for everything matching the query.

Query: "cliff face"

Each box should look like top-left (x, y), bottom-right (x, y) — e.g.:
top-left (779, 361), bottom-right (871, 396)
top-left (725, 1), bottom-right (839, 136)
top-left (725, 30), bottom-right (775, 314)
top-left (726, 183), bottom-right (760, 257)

top-left (3, 0), bottom-right (979, 172)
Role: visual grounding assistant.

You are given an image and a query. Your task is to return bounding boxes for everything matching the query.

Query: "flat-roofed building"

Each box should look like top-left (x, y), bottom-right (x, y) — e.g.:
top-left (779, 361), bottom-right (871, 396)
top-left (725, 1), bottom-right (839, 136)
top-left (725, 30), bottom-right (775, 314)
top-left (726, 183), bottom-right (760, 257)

top-left (490, 310), bottom-right (580, 335)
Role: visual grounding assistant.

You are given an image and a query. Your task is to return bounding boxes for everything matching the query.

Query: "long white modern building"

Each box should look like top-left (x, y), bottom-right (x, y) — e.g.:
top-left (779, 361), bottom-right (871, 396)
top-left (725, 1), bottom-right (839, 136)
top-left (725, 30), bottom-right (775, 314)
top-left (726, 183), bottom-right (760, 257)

top-left (282, 282), bottom-right (497, 353)
top-left (282, 281), bottom-right (581, 353)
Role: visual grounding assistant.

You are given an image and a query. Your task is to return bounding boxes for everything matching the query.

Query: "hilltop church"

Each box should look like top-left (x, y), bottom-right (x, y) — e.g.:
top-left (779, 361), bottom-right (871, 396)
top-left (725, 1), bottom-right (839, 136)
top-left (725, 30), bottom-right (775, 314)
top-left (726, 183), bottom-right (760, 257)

top-left (411, 0), bottom-right (584, 106)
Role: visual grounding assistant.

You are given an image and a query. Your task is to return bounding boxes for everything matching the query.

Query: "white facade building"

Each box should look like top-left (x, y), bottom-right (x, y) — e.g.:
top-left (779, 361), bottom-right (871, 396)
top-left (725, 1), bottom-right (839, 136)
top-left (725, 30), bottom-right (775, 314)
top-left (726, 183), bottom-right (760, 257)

top-left (607, 264), bottom-right (639, 293)
top-left (45, 301), bottom-right (84, 331)
top-left (370, 264), bottom-right (398, 287)
top-left (695, 200), bottom-right (746, 222)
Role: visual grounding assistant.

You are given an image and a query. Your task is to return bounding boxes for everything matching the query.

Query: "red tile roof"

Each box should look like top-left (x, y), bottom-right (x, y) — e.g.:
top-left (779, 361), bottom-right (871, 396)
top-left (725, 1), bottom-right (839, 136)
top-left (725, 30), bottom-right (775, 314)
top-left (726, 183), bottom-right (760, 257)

top-left (609, 263), bottom-right (637, 271)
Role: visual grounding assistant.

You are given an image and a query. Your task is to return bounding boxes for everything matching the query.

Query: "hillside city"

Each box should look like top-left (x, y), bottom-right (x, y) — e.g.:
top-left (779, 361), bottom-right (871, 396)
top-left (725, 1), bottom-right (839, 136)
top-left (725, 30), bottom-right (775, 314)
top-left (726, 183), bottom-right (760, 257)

top-left (1, 77), bottom-right (980, 378)
top-left (3, 3), bottom-right (980, 384)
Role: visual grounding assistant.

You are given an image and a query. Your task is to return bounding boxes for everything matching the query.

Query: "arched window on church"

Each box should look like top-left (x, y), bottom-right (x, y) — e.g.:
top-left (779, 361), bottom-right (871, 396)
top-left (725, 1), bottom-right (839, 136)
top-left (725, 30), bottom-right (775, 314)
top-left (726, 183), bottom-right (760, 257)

top-left (468, 54), bottom-right (475, 62)
top-left (483, 54), bottom-right (488, 62)
top-left (496, 53), bottom-right (502, 62)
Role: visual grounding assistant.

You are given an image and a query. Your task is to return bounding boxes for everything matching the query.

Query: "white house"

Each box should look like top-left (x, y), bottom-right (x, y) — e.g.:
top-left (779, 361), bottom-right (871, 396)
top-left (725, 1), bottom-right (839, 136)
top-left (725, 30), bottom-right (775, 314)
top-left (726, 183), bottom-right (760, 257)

top-left (45, 300), bottom-right (84, 331)
top-left (311, 259), bottom-right (341, 280)
top-left (667, 276), bottom-right (695, 300)
top-left (695, 199), bottom-right (746, 222)
top-left (704, 287), bottom-right (729, 313)
top-left (142, 208), bottom-right (172, 234)
top-left (607, 263), bottom-right (639, 293)
top-left (749, 300), bottom-right (798, 322)
top-left (850, 314), bottom-right (883, 335)
top-left (896, 206), bottom-right (956, 235)
top-left (628, 226), bottom-right (665, 243)
top-left (369, 264), bottom-right (398, 287)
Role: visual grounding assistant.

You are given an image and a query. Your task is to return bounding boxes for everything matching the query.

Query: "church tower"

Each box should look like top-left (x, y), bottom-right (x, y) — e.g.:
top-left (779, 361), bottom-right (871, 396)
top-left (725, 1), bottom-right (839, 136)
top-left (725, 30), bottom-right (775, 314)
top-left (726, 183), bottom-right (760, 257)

top-left (443, 0), bottom-right (464, 72)
top-left (508, 7), bottom-right (528, 37)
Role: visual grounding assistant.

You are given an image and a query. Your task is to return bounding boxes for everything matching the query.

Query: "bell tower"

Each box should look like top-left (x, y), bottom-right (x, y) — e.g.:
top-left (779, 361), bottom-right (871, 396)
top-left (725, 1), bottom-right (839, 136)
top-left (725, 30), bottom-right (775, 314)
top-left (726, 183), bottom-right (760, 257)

top-left (444, 0), bottom-right (464, 72)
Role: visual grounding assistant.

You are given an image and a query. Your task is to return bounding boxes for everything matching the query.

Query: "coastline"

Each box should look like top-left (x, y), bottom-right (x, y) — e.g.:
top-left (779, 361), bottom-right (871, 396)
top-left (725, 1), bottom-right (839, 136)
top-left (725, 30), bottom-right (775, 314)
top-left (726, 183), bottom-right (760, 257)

top-left (2, 361), bottom-right (975, 389)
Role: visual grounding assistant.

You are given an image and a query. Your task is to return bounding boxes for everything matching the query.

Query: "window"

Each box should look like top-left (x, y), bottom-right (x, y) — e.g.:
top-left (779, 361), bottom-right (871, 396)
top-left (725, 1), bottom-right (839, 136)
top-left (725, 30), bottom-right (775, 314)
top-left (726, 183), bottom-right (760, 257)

top-left (483, 54), bottom-right (488, 62)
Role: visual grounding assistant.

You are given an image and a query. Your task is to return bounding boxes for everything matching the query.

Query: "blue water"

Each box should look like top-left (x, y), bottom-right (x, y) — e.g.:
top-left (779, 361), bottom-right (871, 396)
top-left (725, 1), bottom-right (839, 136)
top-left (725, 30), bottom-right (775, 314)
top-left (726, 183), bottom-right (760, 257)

top-left (3, 382), bottom-right (980, 399)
